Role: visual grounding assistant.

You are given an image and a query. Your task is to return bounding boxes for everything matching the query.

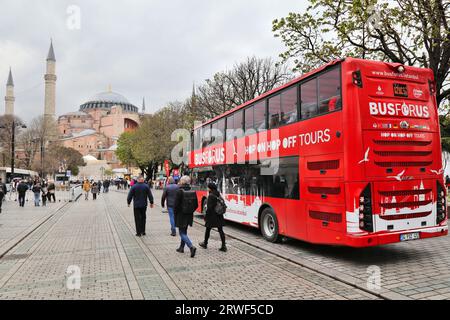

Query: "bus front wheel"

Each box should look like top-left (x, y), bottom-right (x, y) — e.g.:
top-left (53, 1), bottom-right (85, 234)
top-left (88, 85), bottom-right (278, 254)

top-left (260, 208), bottom-right (280, 243)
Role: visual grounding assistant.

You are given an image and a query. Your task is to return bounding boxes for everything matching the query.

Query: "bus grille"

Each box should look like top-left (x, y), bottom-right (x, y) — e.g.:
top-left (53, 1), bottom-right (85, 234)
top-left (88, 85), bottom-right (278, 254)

top-left (374, 161), bottom-right (432, 167)
top-left (380, 200), bottom-right (432, 209)
top-left (373, 140), bottom-right (432, 146)
top-left (307, 160), bottom-right (340, 170)
top-left (309, 211), bottom-right (342, 223)
top-left (380, 211), bottom-right (431, 220)
top-left (373, 150), bottom-right (432, 157)
top-left (308, 187), bottom-right (341, 194)
top-left (379, 189), bottom-right (431, 197)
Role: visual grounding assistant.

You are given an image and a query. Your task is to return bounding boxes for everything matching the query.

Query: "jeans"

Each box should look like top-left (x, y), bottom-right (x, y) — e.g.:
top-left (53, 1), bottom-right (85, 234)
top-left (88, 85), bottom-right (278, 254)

top-left (34, 192), bottom-right (40, 206)
top-left (85, 191), bottom-right (89, 200)
top-left (167, 207), bottom-right (176, 233)
top-left (179, 227), bottom-right (193, 249)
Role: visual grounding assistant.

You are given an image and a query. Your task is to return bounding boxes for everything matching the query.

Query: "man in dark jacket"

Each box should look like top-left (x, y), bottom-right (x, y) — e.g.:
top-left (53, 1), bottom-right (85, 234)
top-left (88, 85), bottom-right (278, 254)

top-left (199, 182), bottom-right (227, 252)
top-left (127, 176), bottom-right (154, 237)
top-left (17, 180), bottom-right (29, 207)
top-left (0, 178), bottom-right (7, 213)
top-left (161, 177), bottom-right (180, 236)
top-left (173, 176), bottom-right (197, 257)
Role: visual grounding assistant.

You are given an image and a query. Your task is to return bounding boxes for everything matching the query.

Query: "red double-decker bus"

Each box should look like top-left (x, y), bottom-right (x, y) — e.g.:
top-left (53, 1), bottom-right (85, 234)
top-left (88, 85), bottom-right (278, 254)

top-left (188, 57), bottom-right (448, 247)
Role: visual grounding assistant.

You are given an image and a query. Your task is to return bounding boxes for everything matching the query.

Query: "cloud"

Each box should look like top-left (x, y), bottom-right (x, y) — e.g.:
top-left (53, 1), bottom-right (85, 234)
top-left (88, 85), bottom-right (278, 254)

top-left (0, 0), bottom-right (307, 122)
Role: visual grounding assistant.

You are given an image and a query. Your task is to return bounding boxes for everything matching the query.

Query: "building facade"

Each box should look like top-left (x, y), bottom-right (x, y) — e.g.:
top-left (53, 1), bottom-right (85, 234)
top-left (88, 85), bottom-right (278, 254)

top-left (58, 90), bottom-right (141, 168)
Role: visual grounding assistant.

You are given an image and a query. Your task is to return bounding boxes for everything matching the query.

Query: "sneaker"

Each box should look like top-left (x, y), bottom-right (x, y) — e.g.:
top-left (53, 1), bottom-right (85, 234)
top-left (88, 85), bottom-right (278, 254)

top-left (142, 232), bottom-right (146, 236)
top-left (199, 242), bottom-right (207, 249)
top-left (135, 233), bottom-right (141, 237)
top-left (171, 232), bottom-right (176, 237)
top-left (219, 245), bottom-right (227, 252)
top-left (190, 246), bottom-right (197, 258)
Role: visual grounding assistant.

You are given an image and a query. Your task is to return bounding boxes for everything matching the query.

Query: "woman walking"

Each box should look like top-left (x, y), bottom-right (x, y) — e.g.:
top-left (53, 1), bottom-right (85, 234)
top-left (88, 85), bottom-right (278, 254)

top-left (91, 182), bottom-right (99, 200)
top-left (83, 180), bottom-right (91, 200)
top-left (199, 183), bottom-right (227, 252)
top-left (32, 183), bottom-right (41, 207)
top-left (174, 176), bottom-right (198, 257)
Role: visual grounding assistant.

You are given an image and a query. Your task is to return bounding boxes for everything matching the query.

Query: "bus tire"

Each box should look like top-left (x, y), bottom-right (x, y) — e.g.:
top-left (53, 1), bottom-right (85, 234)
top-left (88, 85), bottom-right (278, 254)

top-left (260, 208), bottom-right (280, 243)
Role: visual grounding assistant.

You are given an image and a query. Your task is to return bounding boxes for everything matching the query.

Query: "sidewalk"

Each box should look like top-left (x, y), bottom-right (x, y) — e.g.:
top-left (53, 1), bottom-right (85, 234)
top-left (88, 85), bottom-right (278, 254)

top-left (0, 190), bottom-right (376, 300)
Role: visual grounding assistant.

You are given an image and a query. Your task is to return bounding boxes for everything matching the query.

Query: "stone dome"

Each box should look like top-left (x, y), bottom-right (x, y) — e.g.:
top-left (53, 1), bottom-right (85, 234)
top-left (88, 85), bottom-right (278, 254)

top-left (79, 90), bottom-right (138, 113)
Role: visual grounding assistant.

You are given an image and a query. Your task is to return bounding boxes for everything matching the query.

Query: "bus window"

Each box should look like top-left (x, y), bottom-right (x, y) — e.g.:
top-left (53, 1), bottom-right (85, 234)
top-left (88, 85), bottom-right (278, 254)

top-left (301, 78), bottom-right (318, 119)
top-left (211, 121), bottom-right (218, 145)
top-left (226, 114), bottom-right (234, 141)
top-left (244, 106), bottom-right (254, 134)
top-left (216, 118), bottom-right (225, 144)
top-left (194, 128), bottom-right (201, 149)
top-left (254, 100), bottom-right (266, 132)
top-left (318, 67), bottom-right (341, 114)
top-left (234, 111), bottom-right (244, 138)
top-left (202, 124), bottom-right (212, 148)
top-left (268, 94), bottom-right (282, 129)
top-left (281, 86), bottom-right (298, 125)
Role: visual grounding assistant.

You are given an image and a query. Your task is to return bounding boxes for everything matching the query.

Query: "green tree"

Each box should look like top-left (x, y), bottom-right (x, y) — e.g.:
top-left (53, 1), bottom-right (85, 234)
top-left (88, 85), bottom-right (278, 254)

top-left (273, 0), bottom-right (450, 107)
top-left (116, 131), bottom-right (138, 168)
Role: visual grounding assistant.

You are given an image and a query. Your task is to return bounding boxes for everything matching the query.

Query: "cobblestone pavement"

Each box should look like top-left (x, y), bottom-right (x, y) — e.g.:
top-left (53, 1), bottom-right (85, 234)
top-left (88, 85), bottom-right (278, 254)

top-left (0, 189), bottom-right (378, 300)
top-left (192, 199), bottom-right (450, 300)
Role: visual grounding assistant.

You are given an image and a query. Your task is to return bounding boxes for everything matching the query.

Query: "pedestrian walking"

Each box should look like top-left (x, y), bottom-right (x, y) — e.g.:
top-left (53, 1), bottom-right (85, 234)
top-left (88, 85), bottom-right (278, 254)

top-left (174, 176), bottom-right (198, 257)
top-left (41, 183), bottom-right (48, 207)
top-left (127, 176), bottom-right (154, 237)
top-left (0, 178), bottom-right (7, 213)
top-left (47, 181), bottom-right (56, 202)
top-left (17, 180), bottom-right (28, 207)
top-left (32, 183), bottom-right (41, 207)
top-left (161, 176), bottom-right (179, 236)
top-left (83, 180), bottom-right (91, 200)
top-left (91, 182), bottom-right (99, 200)
top-left (199, 183), bottom-right (227, 252)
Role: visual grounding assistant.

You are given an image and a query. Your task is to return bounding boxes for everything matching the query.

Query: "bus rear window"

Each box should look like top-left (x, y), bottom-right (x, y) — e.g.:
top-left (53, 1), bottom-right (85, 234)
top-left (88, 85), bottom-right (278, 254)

top-left (318, 67), bottom-right (341, 114)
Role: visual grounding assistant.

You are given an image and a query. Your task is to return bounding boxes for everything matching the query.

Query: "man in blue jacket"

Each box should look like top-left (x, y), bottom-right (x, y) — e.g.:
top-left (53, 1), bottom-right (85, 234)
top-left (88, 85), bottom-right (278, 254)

top-left (161, 176), bottom-right (179, 236)
top-left (127, 176), bottom-right (154, 237)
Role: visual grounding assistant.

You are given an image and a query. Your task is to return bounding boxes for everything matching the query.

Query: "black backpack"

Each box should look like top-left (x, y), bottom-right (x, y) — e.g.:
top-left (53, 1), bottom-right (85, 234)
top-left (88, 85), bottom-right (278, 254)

top-left (181, 190), bottom-right (199, 215)
top-left (211, 194), bottom-right (227, 215)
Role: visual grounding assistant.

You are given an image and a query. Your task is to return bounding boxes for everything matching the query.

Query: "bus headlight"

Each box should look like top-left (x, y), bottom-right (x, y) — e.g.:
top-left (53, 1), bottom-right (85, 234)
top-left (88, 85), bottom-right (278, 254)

top-left (437, 182), bottom-right (447, 225)
top-left (359, 184), bottom-right (373, 232)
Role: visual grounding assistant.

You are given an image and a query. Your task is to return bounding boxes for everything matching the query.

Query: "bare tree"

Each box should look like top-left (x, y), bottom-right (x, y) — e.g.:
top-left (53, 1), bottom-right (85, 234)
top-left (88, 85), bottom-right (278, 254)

top-left (195, 56), bottom-right (292, 120)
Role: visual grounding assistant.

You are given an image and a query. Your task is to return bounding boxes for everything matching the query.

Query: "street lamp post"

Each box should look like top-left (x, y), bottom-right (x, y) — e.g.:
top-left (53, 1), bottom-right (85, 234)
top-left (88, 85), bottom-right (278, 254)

top-left (0, 119), bottom-right (26, 182)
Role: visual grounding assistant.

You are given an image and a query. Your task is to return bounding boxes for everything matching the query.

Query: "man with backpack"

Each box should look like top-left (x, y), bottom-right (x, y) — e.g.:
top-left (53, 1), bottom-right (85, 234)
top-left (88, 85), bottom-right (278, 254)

top-left (199, 182), bottom-right (227, 252)
top-left (173, 176), bottom-right (198, 258)
top-left (0, 178), bottom-right (7, 213)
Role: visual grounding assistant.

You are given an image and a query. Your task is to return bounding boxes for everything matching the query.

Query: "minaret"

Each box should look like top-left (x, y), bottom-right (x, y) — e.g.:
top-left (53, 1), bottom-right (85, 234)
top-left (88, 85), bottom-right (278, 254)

top-left (142, 97), bottom-right (146, 114)
top-left (44, 40), bottom-right (56, 119)
top-left (4, 67), bottom-right (15, 115)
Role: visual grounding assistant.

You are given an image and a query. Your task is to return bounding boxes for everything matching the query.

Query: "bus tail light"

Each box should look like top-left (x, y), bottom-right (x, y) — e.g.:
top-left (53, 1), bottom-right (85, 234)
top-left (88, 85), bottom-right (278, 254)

top-left (429, 80), bottom-right (436, 95)
top-left (437, 182), bottom-right (447, 224)
top-left (359, 184), bottom-right (373, 232)
top-left (352, 70), bottom-right (363, 88)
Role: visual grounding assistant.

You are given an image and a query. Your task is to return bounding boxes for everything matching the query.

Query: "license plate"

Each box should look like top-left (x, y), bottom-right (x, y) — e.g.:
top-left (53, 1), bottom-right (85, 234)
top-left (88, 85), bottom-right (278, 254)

top-left (400, 232), bottom-right (420, 242)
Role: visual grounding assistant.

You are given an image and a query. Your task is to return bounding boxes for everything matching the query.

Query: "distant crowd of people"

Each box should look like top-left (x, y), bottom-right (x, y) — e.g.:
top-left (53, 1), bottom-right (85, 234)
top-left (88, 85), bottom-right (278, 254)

top-left (0, 176), bottom-right (57, 212)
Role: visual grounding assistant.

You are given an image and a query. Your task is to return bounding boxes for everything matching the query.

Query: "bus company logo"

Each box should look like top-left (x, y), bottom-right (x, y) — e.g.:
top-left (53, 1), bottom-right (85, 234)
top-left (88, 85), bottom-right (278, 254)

top-left (369, 101), bottom-right (430, 118)
top-left (413, 88), bottom-right (423, 98)
top-left (194, 147), bottom-right (225, 165)
top-left (376, 85), bottom-right (384, 96)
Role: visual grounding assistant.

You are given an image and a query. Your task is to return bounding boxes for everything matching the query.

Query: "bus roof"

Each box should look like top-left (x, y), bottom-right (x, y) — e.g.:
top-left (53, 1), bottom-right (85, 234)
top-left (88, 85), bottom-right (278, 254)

top-left (194, 58), bottom-right (343, 130)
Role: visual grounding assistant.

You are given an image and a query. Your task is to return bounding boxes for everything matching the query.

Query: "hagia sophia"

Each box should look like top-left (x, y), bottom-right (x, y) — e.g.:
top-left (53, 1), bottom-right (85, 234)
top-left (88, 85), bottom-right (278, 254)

top-left (3, 41), bottom-right (144, 176)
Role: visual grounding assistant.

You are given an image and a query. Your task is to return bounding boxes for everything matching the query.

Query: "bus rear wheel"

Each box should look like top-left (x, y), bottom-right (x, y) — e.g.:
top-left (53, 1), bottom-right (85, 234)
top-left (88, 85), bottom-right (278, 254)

top-left (260, 208), bottom-right (280, 243)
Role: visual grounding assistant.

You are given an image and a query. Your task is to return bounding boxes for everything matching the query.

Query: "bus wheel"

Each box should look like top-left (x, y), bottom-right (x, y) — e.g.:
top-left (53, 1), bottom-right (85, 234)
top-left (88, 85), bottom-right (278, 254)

top-left (260, 208), bottom-right (280, 243)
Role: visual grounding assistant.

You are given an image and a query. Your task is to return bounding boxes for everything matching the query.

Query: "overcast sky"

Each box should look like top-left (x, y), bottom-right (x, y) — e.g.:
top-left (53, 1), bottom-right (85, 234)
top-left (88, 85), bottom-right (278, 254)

top-left (0, 0), bottom-right (306, 122)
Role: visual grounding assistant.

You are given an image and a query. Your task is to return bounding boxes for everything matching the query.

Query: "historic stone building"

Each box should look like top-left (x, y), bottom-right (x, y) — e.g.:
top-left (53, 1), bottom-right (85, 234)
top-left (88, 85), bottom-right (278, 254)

top-left (57, 90), bottom-right (142, 168)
